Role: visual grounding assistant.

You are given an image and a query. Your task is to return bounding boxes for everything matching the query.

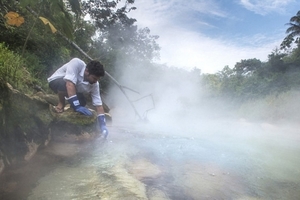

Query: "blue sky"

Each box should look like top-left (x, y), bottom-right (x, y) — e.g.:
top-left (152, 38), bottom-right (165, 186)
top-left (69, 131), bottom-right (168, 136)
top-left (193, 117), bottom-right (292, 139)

top-left (127, 0), bottom-right (300, 73)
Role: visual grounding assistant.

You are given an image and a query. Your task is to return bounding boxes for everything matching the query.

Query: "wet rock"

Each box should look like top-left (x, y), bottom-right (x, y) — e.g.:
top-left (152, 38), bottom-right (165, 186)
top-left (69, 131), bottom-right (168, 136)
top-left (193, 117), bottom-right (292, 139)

top-left (45, 142), bottom-right (81, 157)
top-left (0, 81), bottom-right (50, 170)
top-left (24, 140), bottom-right (40, 161)
top-left (0, 159), bottom-right (4, 174)
top-left (0, 80), bottom-right (109, 174)
top-left (148, 188), bottom-right (170, 200)
top-left (127, 158), bottom-right (162, 180)
top-left (111, 163), bottom-right (148, 199)
top-left (177, 161), bottom-right (245, 199)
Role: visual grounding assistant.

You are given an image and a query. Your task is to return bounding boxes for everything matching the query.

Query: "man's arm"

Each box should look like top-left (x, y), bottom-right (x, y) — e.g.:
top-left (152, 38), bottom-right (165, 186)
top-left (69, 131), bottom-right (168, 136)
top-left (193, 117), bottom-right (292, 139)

top-left (96, 105), bottom-right (108, 137)
top-left (95, 105), bottom-right (105, 115)
top-left (65, 80), bottom-right (92, 116)
top-left (66, 80), bottom-right (77, 97)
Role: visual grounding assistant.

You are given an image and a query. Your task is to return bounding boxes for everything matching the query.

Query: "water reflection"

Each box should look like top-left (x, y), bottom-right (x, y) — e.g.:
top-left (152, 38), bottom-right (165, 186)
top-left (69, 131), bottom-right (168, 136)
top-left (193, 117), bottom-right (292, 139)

top-left (1, 120), bottom-right (300, 200)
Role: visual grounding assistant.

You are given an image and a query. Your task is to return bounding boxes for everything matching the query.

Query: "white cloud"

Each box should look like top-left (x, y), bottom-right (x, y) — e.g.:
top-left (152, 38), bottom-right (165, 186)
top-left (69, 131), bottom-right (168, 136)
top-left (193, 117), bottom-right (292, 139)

top-left (127, 0), bottom-right (285, 73)
top-left (157, 27), bottom-right (279, 73)
top-left (239, 0), bottom-right (295, 15)
top-left (130, 0), bottom-right (227, 28)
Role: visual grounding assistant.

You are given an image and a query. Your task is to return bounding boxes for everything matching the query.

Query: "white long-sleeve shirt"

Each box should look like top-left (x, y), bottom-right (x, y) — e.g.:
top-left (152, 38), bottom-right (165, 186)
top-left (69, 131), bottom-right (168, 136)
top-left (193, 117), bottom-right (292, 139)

top-left (47, 58), bottom-right (102, 106)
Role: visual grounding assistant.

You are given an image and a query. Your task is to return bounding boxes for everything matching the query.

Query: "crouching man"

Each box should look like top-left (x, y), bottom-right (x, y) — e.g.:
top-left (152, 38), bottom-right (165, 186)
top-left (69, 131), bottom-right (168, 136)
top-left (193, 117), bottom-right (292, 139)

top-left (47, 58), bottom-right (108, 137)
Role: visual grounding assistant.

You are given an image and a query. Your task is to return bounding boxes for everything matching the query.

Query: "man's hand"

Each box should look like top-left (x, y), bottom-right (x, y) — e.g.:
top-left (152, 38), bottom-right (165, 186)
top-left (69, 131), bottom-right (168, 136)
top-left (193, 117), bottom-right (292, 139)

top-left (67, 95), bottom-right (93, 116)
top-left (97, 114), bottom-right (109, 138)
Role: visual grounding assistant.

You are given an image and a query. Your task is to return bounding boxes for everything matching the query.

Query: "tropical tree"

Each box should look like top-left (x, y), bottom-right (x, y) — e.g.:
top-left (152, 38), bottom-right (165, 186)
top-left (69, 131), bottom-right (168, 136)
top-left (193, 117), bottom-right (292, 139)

top-left (266, 48), bottom-right (287, 73)
top-left (0, 0), bottom-right (83, 74)
top-left (233, 58), bottom-right (262, 76)
top-left (81, 0), bottom-right (160, 63)
top-left (281, 10), bottom-right (300, 50)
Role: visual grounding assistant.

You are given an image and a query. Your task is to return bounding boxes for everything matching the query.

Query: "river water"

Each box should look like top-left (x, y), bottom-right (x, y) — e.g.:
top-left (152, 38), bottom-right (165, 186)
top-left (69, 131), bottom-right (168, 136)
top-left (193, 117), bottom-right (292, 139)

top-left (1, 117), bottom-right (300, 200)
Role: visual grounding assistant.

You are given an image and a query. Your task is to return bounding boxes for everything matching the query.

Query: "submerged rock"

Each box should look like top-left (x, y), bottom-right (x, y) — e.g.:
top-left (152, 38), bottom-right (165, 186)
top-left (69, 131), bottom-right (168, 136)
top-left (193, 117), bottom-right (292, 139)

top-left (127, 158), bottom-right (162, 180)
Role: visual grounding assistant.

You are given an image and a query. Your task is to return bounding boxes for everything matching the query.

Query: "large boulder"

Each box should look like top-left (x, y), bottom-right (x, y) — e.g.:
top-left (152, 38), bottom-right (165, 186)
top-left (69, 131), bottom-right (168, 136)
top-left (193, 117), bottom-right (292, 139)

top-left (0, 81), bottom-right (108, 174)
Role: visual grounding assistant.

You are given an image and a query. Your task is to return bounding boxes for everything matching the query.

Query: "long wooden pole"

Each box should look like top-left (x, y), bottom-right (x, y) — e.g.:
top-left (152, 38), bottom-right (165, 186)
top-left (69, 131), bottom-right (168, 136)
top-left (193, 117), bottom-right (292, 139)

top-left (26, 6), bottom-right (143, 120)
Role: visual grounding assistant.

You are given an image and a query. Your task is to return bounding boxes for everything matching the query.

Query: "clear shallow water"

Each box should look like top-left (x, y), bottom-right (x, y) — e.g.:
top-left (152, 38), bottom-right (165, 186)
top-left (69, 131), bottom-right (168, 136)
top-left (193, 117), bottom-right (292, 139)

top-left (1, 119), bottom-right (300, 200)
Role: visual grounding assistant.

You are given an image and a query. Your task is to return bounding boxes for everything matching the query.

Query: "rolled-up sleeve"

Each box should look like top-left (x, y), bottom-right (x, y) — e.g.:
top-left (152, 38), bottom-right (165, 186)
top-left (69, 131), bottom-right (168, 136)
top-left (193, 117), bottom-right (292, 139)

top-left (91, 82), bottom-right (103, 106)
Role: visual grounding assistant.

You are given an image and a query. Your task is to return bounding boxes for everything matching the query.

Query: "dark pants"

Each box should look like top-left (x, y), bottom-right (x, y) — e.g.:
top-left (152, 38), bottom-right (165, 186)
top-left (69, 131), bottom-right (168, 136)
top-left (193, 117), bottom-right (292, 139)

top-left (49, 78), bottom-right (86, 106)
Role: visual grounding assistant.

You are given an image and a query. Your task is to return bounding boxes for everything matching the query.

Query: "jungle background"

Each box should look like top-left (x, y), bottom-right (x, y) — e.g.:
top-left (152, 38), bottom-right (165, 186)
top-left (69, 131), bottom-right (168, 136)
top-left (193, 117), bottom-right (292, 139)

top-left (1, 0), bottom-right (300, 123)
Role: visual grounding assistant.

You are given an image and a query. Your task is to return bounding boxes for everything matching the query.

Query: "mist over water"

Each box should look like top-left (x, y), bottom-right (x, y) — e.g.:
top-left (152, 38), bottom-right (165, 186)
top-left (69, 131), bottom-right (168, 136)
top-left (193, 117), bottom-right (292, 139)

top-left (101, 62), bottom-right (300, 199)
top-left (106, 61), bottom-right (233, 135)
top-left (24, 61), bottom-right (300, 199)
top-left (26, 114), bottom-right (300, 199)
top-left (4, 62), bottom-right (300, 199)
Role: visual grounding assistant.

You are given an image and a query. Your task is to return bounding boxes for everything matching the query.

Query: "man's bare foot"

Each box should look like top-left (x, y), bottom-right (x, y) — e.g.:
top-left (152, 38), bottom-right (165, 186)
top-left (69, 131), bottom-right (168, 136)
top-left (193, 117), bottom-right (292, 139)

top-left (53, 106), bottom-right (64, 113)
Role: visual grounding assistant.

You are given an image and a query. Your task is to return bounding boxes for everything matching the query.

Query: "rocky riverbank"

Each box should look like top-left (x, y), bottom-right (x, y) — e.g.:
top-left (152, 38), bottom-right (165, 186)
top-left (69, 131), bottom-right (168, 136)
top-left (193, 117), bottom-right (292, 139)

top-left (0, 80), bottom-right (110, 175)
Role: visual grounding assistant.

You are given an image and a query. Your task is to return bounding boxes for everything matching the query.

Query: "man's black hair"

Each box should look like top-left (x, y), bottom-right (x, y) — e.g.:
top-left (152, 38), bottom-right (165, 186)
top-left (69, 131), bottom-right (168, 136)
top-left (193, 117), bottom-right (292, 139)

top-left (86, 60), bottom-right (105, 77)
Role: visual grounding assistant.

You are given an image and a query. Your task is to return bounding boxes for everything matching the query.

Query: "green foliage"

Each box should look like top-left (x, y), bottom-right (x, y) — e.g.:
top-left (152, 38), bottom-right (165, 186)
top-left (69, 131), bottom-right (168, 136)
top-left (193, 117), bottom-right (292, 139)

top-left (0, 0), bottom-right (160, 86)
top-left (0, 1), bottom-right (73, 76)
top-left (233, 58), bottom-right (262, 76)
top-left (72, 19), bottom-right (97, 55)
top-left (0, 42), bottom-right (37, 91)
top-left (281, 10), bottom-right (300, 50)
top-left (0, 42), bottom-right (22, 83)
top-left (283, 45), bottom-right (300, 67)
top-left (201, 46), bottom-right (300, 104)
top-left (21, 51), bottom-right (45, 77)
top-left (19, 0), bottom-right (82, 39)
top-left (81, 0), bottom-right (160, 76)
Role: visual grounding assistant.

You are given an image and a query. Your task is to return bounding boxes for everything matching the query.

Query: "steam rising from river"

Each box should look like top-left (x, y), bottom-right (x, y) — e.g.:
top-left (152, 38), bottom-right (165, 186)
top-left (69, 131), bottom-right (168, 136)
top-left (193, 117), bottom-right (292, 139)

top-left (96, 59), bottom-right (300, 199)
top-left (105, 60), bottom-right (234, 138)
top-left (23, 60), bottom-right (300, 200)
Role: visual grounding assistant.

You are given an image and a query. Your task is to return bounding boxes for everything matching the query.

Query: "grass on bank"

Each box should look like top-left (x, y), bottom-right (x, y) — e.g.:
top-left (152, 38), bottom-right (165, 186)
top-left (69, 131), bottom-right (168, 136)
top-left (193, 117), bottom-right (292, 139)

top-left (0, 42), bottom-right (46, 94)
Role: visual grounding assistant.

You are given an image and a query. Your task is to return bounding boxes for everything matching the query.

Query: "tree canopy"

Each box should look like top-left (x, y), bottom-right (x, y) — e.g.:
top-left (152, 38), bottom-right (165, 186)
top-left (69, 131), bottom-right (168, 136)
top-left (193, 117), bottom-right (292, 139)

top-left (281, 10), bottom-right (300, 50)
top-left (0, 0), bottom-right (160, 80)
